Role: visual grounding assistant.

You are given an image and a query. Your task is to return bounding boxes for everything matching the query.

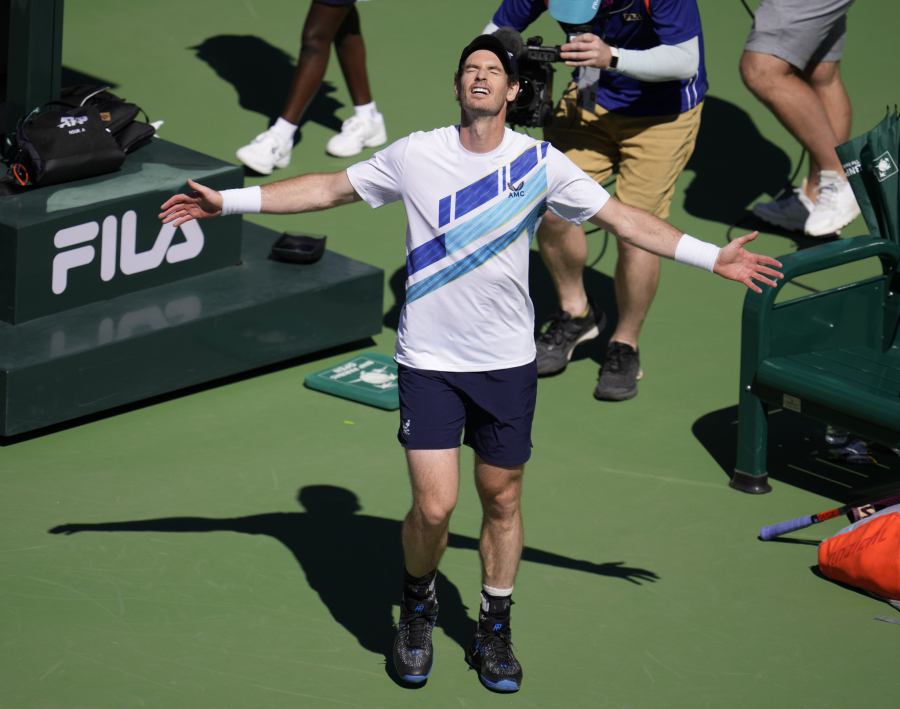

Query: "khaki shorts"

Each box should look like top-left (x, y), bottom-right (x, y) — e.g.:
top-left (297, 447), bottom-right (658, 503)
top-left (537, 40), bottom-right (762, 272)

top-left (544, 82), bottom-right (703, 219)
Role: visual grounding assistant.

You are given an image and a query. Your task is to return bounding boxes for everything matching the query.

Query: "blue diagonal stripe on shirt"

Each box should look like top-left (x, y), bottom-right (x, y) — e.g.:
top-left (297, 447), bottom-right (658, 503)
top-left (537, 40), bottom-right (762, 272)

top-left (455, 170), bottom-right (499, 220)
top-left (438, 196), bottom-right (451, 227)
top-left (405, 200), bottom-right (546, 305)
top-left (445, 166), bottom-right (547, 254)
top-left (510, 146), bottom-right (538, 186)
top-left (407, 234), bottom-right (446, 277)
top-left (405, 166), bottom-right (548, 278)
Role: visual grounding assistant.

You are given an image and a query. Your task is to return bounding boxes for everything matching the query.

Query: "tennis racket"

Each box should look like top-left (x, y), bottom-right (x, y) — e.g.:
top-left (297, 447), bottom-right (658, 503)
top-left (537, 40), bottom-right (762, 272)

top-left (760, 490), bottom-right (900, 541)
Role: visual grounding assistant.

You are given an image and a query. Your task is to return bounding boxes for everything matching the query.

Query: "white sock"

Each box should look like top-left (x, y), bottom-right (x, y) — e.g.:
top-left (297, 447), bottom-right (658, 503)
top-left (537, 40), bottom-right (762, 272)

top-left (482, 584), bottom-right (513, 598)
top-left (270, 117), bottom-right (297, 141)
top-left (354, 101), bottom-right (378, 120)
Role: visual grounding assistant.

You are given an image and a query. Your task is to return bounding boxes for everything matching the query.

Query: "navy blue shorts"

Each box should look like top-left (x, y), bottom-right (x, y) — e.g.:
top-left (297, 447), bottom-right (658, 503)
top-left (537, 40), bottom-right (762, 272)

top-left (397, 361), bottom-right (537, 467)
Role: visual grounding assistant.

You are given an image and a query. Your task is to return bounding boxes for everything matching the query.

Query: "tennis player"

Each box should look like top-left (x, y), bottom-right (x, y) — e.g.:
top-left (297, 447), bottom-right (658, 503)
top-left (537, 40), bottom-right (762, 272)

top-left (160, 34), bottom-right (782, 692)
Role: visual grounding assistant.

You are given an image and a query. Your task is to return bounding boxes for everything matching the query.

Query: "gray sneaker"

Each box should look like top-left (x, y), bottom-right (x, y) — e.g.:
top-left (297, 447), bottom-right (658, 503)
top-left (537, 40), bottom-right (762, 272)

top-left (594, 341), bottom-right (642, 401)
top-left (535, 297), bottom-right (606, 376)
top-left (752, 181), bottom-right (815, 233)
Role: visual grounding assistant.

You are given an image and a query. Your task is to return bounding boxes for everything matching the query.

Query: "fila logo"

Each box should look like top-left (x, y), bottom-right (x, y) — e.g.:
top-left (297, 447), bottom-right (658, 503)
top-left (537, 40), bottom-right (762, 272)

top-left (508, 180), bottom-right (525, 198)
top-left (52, 210), bottom-right (204, 294)
top-left (58, 115), bottom-right (89, 129)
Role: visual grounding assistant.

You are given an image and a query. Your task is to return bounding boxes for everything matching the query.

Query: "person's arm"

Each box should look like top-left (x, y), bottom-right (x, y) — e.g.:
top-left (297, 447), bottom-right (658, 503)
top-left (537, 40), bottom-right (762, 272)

top-left (158, 171), bottom-right (361, 227)
top-left (561, 34), bottom-right (699, 82)
top-left (484, 0), bottom-right (546, 34)
top-left (589, 198), bottom-right (783, 293)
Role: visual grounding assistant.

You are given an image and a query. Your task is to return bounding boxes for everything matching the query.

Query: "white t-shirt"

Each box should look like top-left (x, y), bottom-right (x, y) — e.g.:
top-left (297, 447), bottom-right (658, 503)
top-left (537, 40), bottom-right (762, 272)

top-left (347, 126), bottom-right (609, 373)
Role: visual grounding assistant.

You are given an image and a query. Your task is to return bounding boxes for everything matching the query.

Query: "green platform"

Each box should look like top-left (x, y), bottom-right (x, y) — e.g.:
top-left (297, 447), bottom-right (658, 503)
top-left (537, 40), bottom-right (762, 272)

top-left (0, 221), bottom-right (383, 435)
top-left (0, 139), bottom-right (244, 324)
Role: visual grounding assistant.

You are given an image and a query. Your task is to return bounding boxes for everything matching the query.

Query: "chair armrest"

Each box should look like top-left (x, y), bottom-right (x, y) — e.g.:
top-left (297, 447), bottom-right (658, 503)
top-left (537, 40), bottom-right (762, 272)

top-left (739, 236), bottom-right (900, 389)
top-left (743, 235), bottom-right (899, 320)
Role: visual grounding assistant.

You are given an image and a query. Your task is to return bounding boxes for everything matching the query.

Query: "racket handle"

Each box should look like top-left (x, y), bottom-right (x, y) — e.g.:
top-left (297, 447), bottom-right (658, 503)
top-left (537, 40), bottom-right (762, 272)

top-left (760, 515), bottom-right (816, 540)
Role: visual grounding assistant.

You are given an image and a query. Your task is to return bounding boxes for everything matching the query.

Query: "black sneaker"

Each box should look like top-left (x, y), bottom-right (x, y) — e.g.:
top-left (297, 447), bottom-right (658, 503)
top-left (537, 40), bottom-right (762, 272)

top-left (535, 297), bottom-right (606, 375)
top-left (465, 595), bottom-right (522, 692)
top-left (594, 341), bottom-right (642, 401)
top-left (393, 595), bottom-right (438, 684)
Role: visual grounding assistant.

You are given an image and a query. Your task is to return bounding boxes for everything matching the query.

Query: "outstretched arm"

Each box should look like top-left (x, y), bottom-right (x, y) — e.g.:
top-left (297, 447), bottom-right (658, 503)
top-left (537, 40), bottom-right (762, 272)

top-left (588, 198), bottom-right (783, 293)
top-left (159, 171), bottom-right (362, 227)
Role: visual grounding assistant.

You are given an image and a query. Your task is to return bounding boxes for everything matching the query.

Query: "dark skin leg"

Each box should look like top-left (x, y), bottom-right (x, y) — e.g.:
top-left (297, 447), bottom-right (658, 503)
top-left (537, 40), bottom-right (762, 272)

top-left (281, 2), bottom-right (373, 125)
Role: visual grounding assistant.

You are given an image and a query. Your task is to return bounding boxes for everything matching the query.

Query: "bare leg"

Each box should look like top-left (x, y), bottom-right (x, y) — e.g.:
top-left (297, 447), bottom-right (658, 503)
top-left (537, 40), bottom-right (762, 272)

top-left (536, 212), bottom-right (589, 317)
top-left (802, 60), bottom-right (851, 193)
top-left (333, 5), bottom-right (373, 107)
top-left (402, 448), bottom-right (460, 577)
top-left (609, 239), bottom-right (660, 349)
top-left (740, 51), bottom-right (846, 200)
top-left (474, 454), bottom-right (524, 589)
top-left (280, 2), bottom-right (352, 125)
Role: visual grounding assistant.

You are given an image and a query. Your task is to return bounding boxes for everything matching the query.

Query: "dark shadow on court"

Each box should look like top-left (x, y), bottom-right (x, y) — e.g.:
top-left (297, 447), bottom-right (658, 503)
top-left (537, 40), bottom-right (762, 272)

top-left (684, 96), bottom-right (794, 227)
top-left (60, 67), bottom-right (118, 89)
top-left (189, 35), bottom-right (344, 133)
top-left (383, 264), bottom-right (405, 332)
top-left (49, 485), bottom-right (658, 684)
top-left (693, 405), bottom-right (900, 504)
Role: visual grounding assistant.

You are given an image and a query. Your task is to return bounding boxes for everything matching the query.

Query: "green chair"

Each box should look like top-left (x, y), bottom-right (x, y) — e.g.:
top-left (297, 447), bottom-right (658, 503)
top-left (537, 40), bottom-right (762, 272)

top-left (732, 235), bottom-right (900, 493)
top-left (733, 110), bottom-right (900, 493)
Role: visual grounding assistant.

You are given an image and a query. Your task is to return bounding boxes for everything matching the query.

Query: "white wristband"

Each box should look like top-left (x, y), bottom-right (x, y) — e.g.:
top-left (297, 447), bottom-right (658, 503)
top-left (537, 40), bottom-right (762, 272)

top-left (674, 234), bottom-right (720, 273)
top-left (220, 186), bottom-right (262, 216)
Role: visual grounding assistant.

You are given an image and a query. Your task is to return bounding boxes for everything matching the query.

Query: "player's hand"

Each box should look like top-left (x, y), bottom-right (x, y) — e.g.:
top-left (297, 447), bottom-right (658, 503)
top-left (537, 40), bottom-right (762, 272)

top-left (159, 179), bottom-right (223, 227)
top-left (560, 33), bottom-right (614, 70)
top-left (713, 232), bottom-right (783, 293)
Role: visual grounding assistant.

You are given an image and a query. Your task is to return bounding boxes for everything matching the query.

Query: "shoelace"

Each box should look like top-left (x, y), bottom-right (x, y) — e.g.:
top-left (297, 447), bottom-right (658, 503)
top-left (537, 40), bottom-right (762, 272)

top-left (481, 625), bottom-right (516, 666)
top-left (814, 180), bottom-right (839, 209)
top-left (605, 342), bottom-right (630, 373)
top-left (398, 606), bottom-right (434, 649)
top-left (341, 115), bottom-right (372, 134)
top-left (537, 310), bottom-right (573, 347)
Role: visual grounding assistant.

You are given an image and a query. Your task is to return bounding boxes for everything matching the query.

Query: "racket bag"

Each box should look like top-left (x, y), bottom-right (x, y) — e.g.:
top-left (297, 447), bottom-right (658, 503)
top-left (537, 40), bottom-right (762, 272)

top-left (818, 503), bottom-right (900, 605)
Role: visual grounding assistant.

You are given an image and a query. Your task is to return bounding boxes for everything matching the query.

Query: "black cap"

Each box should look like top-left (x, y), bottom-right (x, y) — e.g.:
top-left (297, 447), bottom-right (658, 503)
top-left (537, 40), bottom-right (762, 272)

top-left (458, 34), bottom-right (519, 77)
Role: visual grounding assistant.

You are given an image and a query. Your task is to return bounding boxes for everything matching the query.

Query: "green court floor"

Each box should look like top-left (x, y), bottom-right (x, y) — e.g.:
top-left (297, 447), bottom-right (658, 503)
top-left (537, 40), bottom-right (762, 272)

top-left (3, 1), bottom-right (900, 707)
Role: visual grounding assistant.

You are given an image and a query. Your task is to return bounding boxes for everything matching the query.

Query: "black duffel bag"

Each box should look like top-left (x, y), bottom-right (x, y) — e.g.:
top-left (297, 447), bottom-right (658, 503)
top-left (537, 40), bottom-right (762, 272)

top-left (12, 102), bottom-right (126, 186)
top-left (60, 85), bottom-right (155, 151)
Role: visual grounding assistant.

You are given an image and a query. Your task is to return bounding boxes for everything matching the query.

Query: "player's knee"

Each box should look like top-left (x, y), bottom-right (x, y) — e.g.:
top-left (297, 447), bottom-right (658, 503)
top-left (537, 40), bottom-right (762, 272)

top-left (480, 486), bottom-right (521, 522)
top-left (300, 29), bottom-right (332, 56)
top-left (414, 497), bottom-right (456, 530)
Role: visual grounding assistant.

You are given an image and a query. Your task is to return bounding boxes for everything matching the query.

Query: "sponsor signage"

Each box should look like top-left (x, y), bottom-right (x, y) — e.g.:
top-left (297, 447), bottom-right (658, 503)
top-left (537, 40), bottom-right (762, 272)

top-left (0, 139), bottom-right (243, 324)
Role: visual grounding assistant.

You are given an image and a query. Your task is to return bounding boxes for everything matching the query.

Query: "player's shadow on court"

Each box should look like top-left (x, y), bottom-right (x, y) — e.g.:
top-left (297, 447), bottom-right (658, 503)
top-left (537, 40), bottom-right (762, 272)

top-left (692, 406), bottom-right (900, 503)
top-left (684, 95), bottom-right (794, 227)
top-left (189, 35), bottom-right (344, 135)
top-left (49, 485), bottom-right (657, 685)
top-left (383, 252), bottom-right (618, 370)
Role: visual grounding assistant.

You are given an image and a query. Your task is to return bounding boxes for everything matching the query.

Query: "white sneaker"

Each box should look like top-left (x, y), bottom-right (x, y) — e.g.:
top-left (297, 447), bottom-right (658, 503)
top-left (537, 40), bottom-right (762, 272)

top-left (236, 128), bottom-right (293, 175)
top-left (752, 180), bottom-right (815, 233)
top-left (804, 170), bottom-right (861, 237)
top-left (326, 112), bottom-right (387, 158)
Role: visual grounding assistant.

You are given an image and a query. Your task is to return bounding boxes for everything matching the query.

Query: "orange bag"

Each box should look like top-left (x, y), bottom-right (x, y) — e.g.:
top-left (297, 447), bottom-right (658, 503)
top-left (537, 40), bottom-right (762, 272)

top-left (818, 505), bottom-right (900, 601)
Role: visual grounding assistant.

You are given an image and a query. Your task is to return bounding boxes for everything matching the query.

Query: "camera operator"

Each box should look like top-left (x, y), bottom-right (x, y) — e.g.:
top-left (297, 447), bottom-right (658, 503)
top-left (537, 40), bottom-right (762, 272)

top-left (486, 0), bottom-right (706, 401)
